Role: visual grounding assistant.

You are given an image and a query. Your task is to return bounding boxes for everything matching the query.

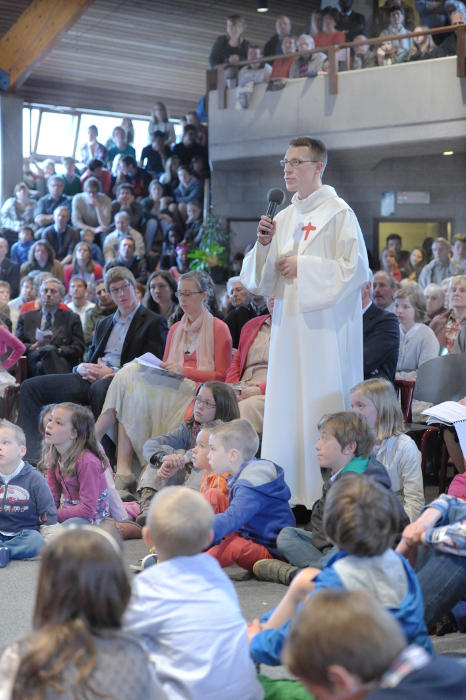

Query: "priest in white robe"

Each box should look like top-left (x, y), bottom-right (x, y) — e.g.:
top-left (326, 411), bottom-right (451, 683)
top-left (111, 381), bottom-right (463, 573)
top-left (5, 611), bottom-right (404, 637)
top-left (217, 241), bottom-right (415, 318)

top-left (241, 137), bottom-right (370, 508)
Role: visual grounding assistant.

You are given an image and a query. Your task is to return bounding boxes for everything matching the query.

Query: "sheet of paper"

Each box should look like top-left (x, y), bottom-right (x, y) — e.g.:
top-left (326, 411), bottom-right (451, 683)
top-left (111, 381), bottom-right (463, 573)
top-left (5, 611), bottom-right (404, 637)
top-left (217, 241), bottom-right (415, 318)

top-left (422, 401), bottom-right (466, 424)
top-left (136, 352), bottom-right (163, 368)
top-left (35, 328), bottom-right (53, 342)
top-left (454, 421), bottom-right (466, 463)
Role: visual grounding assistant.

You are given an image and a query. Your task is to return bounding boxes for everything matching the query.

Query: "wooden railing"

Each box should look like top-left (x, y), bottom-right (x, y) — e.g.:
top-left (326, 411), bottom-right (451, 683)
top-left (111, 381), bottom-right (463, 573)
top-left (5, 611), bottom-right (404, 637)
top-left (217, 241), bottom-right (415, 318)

top-left (207, 24), bottom-right (466, 106)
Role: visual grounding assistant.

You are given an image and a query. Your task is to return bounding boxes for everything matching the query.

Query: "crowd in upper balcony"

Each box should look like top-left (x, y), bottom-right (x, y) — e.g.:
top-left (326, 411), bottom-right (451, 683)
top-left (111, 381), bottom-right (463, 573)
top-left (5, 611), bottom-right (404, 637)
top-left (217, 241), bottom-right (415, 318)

top-left (209, 1), bottom-right (466, 88)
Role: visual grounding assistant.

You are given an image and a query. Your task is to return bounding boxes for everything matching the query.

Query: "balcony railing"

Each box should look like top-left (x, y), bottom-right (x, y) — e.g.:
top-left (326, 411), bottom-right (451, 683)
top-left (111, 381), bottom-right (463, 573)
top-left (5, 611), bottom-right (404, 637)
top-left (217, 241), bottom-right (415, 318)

top-left (206, 24), bottom-right (465, 105)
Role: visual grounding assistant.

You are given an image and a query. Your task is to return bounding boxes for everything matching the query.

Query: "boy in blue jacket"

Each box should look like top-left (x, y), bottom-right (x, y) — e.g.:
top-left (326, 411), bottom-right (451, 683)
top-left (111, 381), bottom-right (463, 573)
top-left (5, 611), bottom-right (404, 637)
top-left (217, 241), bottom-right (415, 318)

top-left (206, 418), bottom-right (295, 571)
top-left (247, 474), bottom-right (432, 668)
top-left (0, 419), bottom-right (58, 566)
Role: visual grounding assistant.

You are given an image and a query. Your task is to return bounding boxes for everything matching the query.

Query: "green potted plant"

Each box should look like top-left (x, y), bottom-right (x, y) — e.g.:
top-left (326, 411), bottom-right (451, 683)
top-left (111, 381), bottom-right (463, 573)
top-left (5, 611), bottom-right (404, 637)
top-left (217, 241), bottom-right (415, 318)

top-left (188, 215), bottom-right (233, 283)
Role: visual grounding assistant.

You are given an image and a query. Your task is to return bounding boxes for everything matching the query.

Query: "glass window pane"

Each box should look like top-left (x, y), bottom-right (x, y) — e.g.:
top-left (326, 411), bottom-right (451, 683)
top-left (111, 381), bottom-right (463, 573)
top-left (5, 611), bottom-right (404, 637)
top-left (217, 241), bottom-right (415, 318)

top-left (22, 108), bottom-right (31, 158)
top-left (76, 114), bottom-right (150, 165)
top-left (31, 108), bottom-right (40, 154)
top-left (36, 112), bottom-right (75, 156)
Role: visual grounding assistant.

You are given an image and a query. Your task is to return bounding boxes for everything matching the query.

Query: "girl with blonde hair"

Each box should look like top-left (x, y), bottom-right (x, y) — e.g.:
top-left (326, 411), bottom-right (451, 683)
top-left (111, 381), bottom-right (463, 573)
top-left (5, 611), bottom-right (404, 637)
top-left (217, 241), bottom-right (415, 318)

top-left (350, 378), bottom-right (424, 521)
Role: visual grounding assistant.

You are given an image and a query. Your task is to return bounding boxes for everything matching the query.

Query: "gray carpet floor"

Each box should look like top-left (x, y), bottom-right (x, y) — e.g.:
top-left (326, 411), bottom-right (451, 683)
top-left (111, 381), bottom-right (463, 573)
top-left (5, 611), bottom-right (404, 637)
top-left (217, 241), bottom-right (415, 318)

top-left (1, 538), bottom-right (466, 680)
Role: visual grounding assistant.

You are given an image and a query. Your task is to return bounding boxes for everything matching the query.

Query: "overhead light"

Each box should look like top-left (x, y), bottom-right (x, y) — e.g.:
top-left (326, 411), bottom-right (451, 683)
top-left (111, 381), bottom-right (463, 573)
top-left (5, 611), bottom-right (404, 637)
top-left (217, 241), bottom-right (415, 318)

top-left (257, 0), bottom-right (268, 11)
top-left (443, 150), bottom-right (454, 155)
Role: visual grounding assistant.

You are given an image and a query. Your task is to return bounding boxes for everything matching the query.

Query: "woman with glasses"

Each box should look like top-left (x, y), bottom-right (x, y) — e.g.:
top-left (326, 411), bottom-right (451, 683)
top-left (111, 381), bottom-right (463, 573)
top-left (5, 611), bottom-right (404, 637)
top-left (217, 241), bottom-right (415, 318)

top-left (95, 270), bottom-right (232, 488)
top-left (136, 381), bottom-right (239, 525)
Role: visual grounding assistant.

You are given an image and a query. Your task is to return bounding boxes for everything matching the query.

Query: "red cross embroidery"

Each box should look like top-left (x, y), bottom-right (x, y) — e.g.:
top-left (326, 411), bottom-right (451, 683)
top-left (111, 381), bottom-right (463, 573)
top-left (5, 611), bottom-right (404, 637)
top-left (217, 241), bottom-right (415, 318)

top-left (302, 222), bottom-right (316, 241)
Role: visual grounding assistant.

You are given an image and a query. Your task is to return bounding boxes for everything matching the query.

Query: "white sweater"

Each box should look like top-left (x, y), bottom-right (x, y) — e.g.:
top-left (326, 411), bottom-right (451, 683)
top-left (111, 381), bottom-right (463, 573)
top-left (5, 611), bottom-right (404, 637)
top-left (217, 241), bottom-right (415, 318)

top-left (375, 433), bottom-right (424, 522)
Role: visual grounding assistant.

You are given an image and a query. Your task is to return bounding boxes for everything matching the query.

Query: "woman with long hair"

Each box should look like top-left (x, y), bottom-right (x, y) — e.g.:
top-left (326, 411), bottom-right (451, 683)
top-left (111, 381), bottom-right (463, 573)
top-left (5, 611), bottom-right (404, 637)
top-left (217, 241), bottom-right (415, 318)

top-left (0, 182), bottom-right (35, 233)
top-left (406, 25), bottom-right (438, 61)
top-left (64, 241), bottom-right (103, 292)
top-left (94, 271), bottom-right (232, 491)
top-left (402, 246), bottom-right (426, 281)
top-left (148, 101), bottom-right (176, 145)
top-left (0, 528), bottom-right (165, 699)
top-left (19, 240), bottom-right (64, 283)
top-left (380, 246), bottom-right (402, 281)
top-left (143, 271), bottom-right (177, 320)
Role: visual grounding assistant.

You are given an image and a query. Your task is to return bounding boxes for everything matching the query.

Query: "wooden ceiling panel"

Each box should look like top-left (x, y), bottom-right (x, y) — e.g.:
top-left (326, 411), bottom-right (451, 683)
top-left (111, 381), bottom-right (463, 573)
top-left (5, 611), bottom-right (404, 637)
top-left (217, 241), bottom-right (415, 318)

top-left (3, 0), bottom-right (318, 117)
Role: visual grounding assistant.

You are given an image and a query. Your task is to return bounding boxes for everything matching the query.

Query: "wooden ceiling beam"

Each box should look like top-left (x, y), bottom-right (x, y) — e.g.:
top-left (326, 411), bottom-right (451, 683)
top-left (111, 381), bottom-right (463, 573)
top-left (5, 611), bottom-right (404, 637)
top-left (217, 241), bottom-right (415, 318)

top-left (0, 0), bottom-right (95, 91)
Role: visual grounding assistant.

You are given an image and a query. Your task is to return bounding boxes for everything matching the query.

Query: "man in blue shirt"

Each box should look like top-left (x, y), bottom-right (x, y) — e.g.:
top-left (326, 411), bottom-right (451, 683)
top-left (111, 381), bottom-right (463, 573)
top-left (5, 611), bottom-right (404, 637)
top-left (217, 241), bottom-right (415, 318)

top-left (33, 176), bottom-right (71, 237)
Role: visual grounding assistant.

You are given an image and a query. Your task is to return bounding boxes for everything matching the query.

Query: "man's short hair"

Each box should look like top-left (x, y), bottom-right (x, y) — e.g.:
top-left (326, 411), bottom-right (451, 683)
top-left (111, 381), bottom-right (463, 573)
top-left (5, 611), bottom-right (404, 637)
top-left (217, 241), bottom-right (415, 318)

top-left (0, 281), bottom-right (10, 292)
top-left (183, 124), bottom-right (197, 135)
top-left (394, 286), bottom-right (428, 323)
top-left (177, 164), bottom-right (191, 175)
top-left (187, 200), bottom-right (202, 211)
top-left (386, 233), bottom-right (401, 245)
top-left (88, 158), bottom-right (104, 171)
top-left (0, 237), bottom-right (9, 251)
top-left (116, 182), bottom-right (135, 197)
top-left (324, 474), bottom-right (400, 556)
top-left (33, 271), bottom-right (53, 289)
top-left (69, 275), bottom-right (87, 289)
top-left (147, 486), bottom-right (214, 558)
top-left (47, 175), bottom-right (63, 187)
top-left (121, 155), bottom-right (136, 168)
top-left (114, 211), bottom-right (130, 222)
top-left (152, 130), bottom-right (165, 140)
top-left (83, 177), bottom-right (100, 192)
top-left (282, 589), bottom-right (406, 689)
top-left (112, 126), bottom-right (125, 137)
top-left (0, 419), bottom-right (26, 447)
top-left (104, 266), bottom-right (136, 293)
top-left (120, 236), bottom-right (135, 248)
top-left (317, 412), bottom-right (375, 458)
top-left (433, 236), bottom-right (451, 249)
top-left (88, 124), bottom-right (98, 135)
top-left (53, 206), bottom-right (70, 217)
top-left (288, 137), bottom-right (328, 175)
top-left (373, 270), bottom-right (397, 290)
top-left (248, 44), bottom-right (261, 51)
top-left (389, 3), bottom-right (405, 14)
top-left (40, 277), bottom-right (65, 298)
top-left (62, 156), bottom-right (74, 165)
top-left (209, 418), bottom-right (259, 462)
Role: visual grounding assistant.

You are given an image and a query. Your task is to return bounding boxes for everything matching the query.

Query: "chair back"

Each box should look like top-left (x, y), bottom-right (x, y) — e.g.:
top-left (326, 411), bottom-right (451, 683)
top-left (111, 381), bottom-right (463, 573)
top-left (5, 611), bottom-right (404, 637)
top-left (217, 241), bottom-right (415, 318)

top-left (413, 354), bottom-right (466, 404)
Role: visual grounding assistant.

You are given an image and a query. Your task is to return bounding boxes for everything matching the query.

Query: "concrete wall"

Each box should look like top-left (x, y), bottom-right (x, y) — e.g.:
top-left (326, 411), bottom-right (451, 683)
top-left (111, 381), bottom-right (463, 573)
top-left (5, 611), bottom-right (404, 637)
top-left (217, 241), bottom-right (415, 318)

top-left (209, 57), bottom-right (466, 161)
top-left (0, 95), bottom-right (23, 207)
top-left (212, 151), bottom-right (466, 256)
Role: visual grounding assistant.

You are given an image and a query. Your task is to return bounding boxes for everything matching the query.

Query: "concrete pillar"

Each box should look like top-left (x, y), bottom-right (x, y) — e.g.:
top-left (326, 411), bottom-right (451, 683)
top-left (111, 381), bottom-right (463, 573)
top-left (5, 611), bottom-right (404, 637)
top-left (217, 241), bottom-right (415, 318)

top-left (0, 95), bottom-right (23, 207)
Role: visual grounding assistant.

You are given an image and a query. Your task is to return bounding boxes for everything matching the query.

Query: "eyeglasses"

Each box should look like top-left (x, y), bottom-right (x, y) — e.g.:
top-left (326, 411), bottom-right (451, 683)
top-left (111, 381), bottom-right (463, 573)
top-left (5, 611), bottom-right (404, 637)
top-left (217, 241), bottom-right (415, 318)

top-left (194, 396), bottom-right (217, 410)
top-left (109, 282), bottom-right (132, 296)
top-left (279, 159), bottom-right (319, 168)
top-left (175, 291), bottom-right (203, 299)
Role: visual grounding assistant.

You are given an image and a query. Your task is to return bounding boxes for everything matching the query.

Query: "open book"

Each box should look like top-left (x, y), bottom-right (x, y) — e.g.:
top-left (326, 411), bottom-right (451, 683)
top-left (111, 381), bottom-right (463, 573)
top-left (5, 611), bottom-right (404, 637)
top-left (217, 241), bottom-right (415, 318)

top-left (422, 401), bottom-right (466, 427)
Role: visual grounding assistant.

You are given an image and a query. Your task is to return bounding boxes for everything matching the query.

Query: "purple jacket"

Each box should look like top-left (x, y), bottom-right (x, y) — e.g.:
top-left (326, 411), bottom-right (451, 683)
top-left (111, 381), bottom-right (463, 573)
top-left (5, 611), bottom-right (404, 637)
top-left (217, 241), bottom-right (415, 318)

top-left (47, 451), bottom-right (108, 523)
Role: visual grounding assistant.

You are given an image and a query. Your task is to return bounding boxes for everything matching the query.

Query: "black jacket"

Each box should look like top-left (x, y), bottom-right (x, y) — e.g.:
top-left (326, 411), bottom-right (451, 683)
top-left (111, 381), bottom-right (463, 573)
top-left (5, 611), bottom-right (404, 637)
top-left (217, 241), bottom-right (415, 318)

top-left (41, 224), bottom-right (80, 261)
top-left (16, 308), bottom-right (85, 365)
top-left (87, 304), bottom-right (168, 365)
top-left (225, 301), bottom-right (268, 349)
top-left (0, 257), bottom-right (20, 298)
top-left (336, 10), bottom-right (366, 41)
top-left (105, 255), bottom-right (147, 285)
top-left (310, 456), bottom-right (410, 552)
top-left (363, 303), bottom-right (399, 383)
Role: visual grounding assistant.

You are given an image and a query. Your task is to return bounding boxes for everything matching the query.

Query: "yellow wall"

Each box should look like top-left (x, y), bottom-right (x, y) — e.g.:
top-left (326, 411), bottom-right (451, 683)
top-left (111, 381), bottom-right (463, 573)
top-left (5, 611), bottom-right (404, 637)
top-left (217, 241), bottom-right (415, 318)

top-left (378, 221), bottom-right (452, 255)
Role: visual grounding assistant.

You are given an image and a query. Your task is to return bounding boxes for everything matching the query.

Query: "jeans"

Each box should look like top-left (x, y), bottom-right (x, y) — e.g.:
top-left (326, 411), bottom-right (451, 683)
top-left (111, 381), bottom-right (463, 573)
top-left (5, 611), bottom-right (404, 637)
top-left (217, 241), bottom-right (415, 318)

top-left (416, 546), bottom-right (466, 631)
top-left (17, 373), bottom-right (113, 464)
top-left (62, 517), bottom-right (92, 527)
top-left (0, 529), bottom-right (44, 559)
top-left (277, 527), bottom-right (336, 569)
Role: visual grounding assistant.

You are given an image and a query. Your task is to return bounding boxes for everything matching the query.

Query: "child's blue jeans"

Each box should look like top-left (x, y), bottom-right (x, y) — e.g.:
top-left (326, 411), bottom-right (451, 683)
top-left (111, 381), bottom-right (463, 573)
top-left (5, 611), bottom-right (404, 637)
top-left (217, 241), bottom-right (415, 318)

top-left (277, 527), bottom-right (336, 569)
top-left (0, 529), bottom-right (44, 559)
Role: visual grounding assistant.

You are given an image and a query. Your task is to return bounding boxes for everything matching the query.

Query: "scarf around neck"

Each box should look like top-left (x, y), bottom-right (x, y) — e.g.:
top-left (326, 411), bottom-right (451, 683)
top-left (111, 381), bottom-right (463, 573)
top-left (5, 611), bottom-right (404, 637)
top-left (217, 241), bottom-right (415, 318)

top-left (168, 308), bottom-right (215, 371)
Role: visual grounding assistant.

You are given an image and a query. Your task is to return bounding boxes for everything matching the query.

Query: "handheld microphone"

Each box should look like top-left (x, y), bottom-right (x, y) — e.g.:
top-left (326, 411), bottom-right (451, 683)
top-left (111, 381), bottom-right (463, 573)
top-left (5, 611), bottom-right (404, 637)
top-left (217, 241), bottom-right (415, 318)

top-left (265, 188), bottom-right (286, 221)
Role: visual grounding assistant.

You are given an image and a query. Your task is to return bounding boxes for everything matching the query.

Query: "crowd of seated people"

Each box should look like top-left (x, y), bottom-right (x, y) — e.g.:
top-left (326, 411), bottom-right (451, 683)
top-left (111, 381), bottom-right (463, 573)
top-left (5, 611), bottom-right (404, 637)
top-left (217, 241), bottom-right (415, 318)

top-left (208, 3), bottom-right (466, 92)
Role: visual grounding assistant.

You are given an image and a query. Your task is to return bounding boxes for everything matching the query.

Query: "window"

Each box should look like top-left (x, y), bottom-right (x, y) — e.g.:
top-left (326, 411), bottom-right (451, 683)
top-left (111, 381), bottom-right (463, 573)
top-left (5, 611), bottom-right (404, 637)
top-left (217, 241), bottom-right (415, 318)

top-left (36, 112), bottom-right (78, 157)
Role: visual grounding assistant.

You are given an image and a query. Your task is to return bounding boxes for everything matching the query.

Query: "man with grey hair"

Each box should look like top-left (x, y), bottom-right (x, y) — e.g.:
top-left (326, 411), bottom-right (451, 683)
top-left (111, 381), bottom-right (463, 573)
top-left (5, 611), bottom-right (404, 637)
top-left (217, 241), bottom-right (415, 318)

top-left (418, 237), bottom-right (462, 288)
top-left (289, 34), bottom-right (327, 78)
top-left (16, 277), bottom-right (84, 377)
top-left (103, 211), bottom-right (145, 262)
top-left (361, 274), bottom-right (399, 382)
top-left (17, 267), bottom-right (168, 465)
top-left (373, 270), bottom-right (397, 312)
top-left (439, 9), bottom-right (466, 55)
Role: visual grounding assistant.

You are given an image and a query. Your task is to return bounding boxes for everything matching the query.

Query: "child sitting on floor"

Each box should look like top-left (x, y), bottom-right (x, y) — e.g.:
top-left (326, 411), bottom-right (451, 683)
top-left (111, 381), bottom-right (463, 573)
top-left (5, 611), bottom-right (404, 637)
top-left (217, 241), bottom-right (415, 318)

top-left (124, 486), bottom-right (263, 700)
top-left (206, 418), bottom-right (295, 571)
top-left (0, 419), bottom-right (58, 566)
top-left (138, 381), bottom-right (239, 525)
top-left (254, 411), bottom-right (409, 584)
top-left (248, 474), bottom-right (432, 670)
top-left (283, 589), bottom-right (466, 700)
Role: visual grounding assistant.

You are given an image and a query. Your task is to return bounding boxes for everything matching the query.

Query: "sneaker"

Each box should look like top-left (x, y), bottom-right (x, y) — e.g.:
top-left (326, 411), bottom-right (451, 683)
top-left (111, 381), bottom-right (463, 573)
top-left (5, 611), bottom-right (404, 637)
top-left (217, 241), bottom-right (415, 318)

top-left (252, 559), bottom-right (298, 585)
top-left (130, 553), bottom-right (158, 573)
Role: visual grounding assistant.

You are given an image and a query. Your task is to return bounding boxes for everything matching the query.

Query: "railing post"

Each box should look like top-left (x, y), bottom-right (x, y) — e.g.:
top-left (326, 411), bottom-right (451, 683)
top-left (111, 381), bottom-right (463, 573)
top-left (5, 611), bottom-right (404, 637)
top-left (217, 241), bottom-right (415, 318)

top-left (205, 69), bottom-right (218, 112)
top-left (456, 24), bottom-right (466, 77)
top-left (328, 46), bottom-right (338, 94)
top-left (217, 65), bottom-right (226, 110)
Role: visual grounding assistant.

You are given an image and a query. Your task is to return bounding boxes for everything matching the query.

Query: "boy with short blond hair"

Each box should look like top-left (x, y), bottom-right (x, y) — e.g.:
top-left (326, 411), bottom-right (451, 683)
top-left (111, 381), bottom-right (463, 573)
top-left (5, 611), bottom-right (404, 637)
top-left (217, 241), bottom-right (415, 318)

top-left (124, 486), bottom-right (263, 700)
top-left (254, 411), bottom-right (409, 584)
top-left (206, 418), bottom-right (295, 571)
top-left (0, 419), bottom-right (58, 565)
